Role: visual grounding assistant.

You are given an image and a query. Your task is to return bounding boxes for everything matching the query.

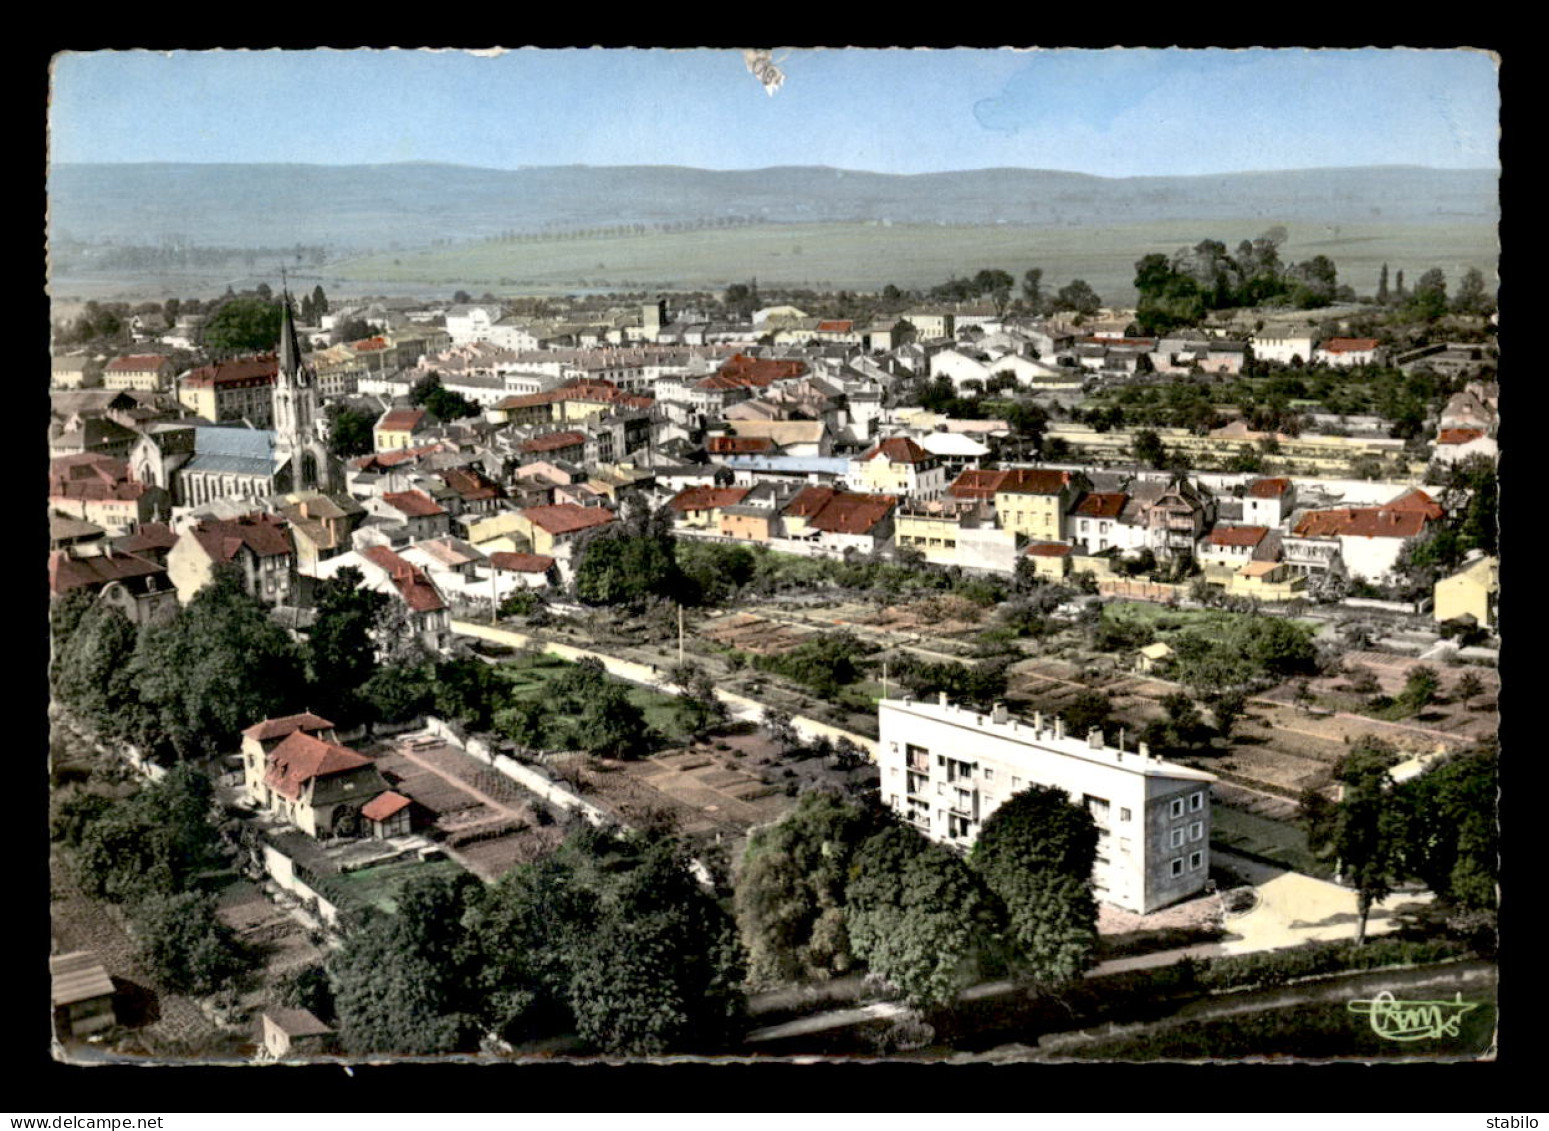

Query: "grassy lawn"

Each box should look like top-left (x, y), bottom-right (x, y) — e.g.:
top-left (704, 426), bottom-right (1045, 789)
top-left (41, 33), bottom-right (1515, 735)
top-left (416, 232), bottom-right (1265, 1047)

top-left (493, 651), bottom-right (695, 745)
top-left (327, 857), bottom-right (469, 915)
top-left (1104, 601), bottom-right (1319, 642)
top-left (1211, 804), bottom-right (1332, 879)
top-left (324, 219), bottom-right (1498, 302)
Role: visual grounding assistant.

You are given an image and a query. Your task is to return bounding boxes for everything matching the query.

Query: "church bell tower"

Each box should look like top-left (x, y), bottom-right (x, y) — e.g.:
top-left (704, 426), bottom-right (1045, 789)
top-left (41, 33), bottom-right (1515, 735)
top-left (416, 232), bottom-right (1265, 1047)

top-left (273, 286), bottom-right (332, 492)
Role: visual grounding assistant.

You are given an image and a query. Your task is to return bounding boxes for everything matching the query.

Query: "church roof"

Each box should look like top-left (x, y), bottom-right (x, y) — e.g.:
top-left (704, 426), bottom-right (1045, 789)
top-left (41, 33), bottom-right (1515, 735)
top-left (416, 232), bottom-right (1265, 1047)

top-left (185, 426), bottom-right (282, 476)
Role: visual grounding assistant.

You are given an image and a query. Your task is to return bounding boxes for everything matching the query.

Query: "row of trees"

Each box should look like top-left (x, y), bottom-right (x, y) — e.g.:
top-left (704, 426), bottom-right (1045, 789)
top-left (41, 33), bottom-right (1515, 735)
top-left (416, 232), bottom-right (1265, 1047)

top-left (1305, 740), bottom-right (1497, 944)
top-left (1133, 232), bottom-right (1346, 333)
top-left (51, 765), bottom-right (251, 996)
top-left (735, 787), bottom-right (1100, 1008)
top-left (326, 826), bottom-right (745, 1055)
top-left (1376, 264), bottom-right (1494, 321)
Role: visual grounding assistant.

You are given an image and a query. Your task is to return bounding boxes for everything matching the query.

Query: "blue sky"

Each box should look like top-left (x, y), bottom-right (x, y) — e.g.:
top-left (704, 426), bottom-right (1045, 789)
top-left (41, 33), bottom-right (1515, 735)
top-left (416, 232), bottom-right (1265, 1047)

top-left (49, 47), bottom-right (1499, 177)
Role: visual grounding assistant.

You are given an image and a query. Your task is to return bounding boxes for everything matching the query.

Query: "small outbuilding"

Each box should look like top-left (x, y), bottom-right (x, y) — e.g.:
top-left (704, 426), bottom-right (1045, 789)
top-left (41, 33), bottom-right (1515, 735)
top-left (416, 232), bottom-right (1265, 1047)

top-left (1135, 641), bottom-right (1175, 674)
top-left (261, 1007), bottom-right (335, 1059)
top-left (51, 951), bottom-right (116, 1038)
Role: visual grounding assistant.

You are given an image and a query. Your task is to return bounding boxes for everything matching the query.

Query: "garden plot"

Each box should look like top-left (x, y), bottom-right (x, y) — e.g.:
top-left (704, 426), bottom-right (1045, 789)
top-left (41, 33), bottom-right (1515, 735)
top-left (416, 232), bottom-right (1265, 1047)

top-left (701, 612), bottom-right (809, 656)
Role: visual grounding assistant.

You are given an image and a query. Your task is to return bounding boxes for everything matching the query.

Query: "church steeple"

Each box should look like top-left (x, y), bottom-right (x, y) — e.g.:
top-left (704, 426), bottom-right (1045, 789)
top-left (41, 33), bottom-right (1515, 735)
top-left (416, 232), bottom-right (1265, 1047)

top-left (278, 287), bottom-right (306, 383)
top-left (272, 278), bottom-right (330, 492)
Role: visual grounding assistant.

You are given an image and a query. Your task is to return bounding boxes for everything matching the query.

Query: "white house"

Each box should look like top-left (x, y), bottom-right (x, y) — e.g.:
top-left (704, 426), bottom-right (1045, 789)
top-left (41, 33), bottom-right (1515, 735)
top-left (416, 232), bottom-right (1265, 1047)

top-left (444, 304), bottom-right (505, 346)
top-left (877, 697), bottom-right (1216, 914)
top-left (1250, 333), bottom-right (1317, 366)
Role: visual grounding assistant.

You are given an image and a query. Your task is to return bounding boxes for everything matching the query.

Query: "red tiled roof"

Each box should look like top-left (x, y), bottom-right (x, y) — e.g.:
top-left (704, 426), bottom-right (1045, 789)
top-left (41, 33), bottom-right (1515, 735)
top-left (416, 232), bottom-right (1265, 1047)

top-left (1294, 507), bottom-right (1432, 540)
top-left (797, 490), bottom-right (896, 536)
top-left (361, 791), bottom-right (411, 822)
top-left (1072, 491), bottom-right (1127, 518)
top-left (948, 469), bottom-right (1012, 500)
top-left (861, 437), bottom-right (933, 464)
top-left (376, 408), bottom-right (427, 433)
top-left (816, 320), bottom-right (854, 333)
top-left (242, 712), bottom-right (336, 742)
top-left (1247, 477), bottom-right (1293, 498)
top-left (1209, 525), bottom-right (1270, 547)
top-left (708, 435), bottom-right (776, 454)
top-left (1384, 488), bottom-right (1445, 520)
top-left (382, 489), bottom-right (447, 518)
top-left (350, 443), bottom-right (452, 471)
top-left (106, 354), bottom-right (169, 372)
top-left (521, 430), bottom-right (587, 454)
top-left (114, 522), bottom-right (178, 554)
top-left (181, 355), bottom-right (278, 388)
top-left (488, 552), bottom-right (556, 573)
top-left (48, 549), bottom-right (164, 595)
top-left (716, 354), bottom-right (808, 386)
top-left (1320, 338), bottom-right (1381, 353)
top-left (263, 731), bottom-right (373, 801)
top-left (670, 485), bottom-right (750, 513)
top-left (439, 467), bottom-right (504, 501)
top-left (1025, 542), bottom-right (1073, 557)
top-left (995, 468), bottom-right (1071, 496)
top-left (360, 545), bottom-right (447, 613)
top-left (521, 504), bottom-right (617, 536)
top-left (1437, 428), bottom-right (1486, 446)
top-left (189, 513), bottom-right (294, 562)
top-left (784, 486), bottom-right (837, 518)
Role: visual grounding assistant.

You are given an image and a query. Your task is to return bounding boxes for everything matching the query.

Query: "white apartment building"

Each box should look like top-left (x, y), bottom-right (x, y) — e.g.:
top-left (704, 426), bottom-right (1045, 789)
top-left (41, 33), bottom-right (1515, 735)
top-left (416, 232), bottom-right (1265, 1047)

top-left (877, 697), bottom-right (1217, 914)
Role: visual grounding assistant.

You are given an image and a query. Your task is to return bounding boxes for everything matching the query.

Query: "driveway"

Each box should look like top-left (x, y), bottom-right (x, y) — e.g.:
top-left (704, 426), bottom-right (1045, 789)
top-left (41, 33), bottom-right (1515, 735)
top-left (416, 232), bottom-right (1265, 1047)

top-left (1213, 848), bottom-right (1432, 954)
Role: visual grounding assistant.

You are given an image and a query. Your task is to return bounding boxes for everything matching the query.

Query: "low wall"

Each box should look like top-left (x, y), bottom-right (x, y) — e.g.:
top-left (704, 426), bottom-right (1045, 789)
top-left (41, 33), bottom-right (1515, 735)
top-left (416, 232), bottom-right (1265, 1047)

top-left (1343, 597), bottom-right (1428, 615)
top-left (422, 715), bottom-right (613, 828)
top-left (260, 842), bottom-right (344, 928)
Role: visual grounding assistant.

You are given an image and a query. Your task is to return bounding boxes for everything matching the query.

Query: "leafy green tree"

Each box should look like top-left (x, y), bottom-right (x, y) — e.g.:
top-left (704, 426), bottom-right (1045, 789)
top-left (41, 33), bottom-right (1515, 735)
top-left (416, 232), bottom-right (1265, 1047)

top-left (306, 567), bottom-right (390, 726)
top-left (845, 827), bottom-right (1008, 1008)
top-left (1408, 268), bottom-right (1449, 322)
top-left (734, 791), bottom-right (888, 984)
top-left (1376, 263), bottom-right (1390, 305)
top-left (1132, 429), bottom-right (1168, 469)
top-left (53, 601), bottom-right (141, 738)
top-left (1453, 671), bottom-right (1484, 705)
top-left (762, 706), bottom-right (800, 753)
top-left (567, 838), bottom-right (745, 1055)
top-left (1450, 267), bottom-right (1493, 316)
top-left (329, 873), bottom-right (485, 1055)
top-left (572, 681), bottom-right (651, 758)
top-left (1308, 744), bottom-right (1402, 944)
top-left (129, 565), bottom-right (305, 758)
top-left (70, 764), bottom-right (223, 904)
top-left (1391, 747), bottom-right (1497, 909)
top-left (49, 588), bottom-right (96, 659)
top-left (431, 657), bottom-right (502, 731)
top-left (133, 890), bottom-right (249, 996)
top-left (1021, 267), bottom-right (1045, 312)
top-left (1056, 279), bottom-right (1103, 317)
top-left (574, 531), bottom-right (681, 608)
top-left (1208, 689), bottom-right (1248, 741)
top-left (1401, 666), bottom-right (1441, 714)
top-left (492, 699), bottom-right (551, 749)
top-left (200, 296), bottom-right (282, 355)
top-left (970, 785), bottom-right (1099, 984)
top-left (325, 403), bottom-right (377, 459)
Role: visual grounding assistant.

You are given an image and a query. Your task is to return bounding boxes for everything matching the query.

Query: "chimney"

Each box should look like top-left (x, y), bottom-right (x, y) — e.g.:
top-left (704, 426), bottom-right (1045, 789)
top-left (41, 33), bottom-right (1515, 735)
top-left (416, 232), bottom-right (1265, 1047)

top-left (1034, 710), bottom-right (1044, 734)
top-left (991, 702), bottom-right (1008, 725)
top-left (1054, 717), bottom-right (1065, 740)
top-left (1088, 728), bottom-right (1103, 750)
top-left (1139, 741), bottom-right (1150, 760)
top-left (939, 691), bottom-right (949, 708)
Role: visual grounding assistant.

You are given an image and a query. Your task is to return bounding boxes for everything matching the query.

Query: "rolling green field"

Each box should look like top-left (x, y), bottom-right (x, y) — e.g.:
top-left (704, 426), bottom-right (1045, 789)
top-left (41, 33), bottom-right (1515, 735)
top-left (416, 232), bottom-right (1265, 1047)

top-left (323, 219), bottom-right (1499, 301)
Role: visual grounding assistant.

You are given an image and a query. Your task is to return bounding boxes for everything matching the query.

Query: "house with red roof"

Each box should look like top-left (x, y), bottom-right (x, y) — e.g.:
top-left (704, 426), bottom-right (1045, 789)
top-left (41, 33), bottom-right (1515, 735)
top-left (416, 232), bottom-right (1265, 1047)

top-left (241, 715), bottom-right (400, 840)
top-left (847, 436), bottom-right (947, 501)
top-left (1289, 489), bottom-right (1443, 582)
top-left (1313, 338), bottom-right (1384, 368)
top-left (436, 466), bottom-right (507, 516)
top-left (48, 546), bottom-right (180, 626)
top-left (373, 406), bottom-right (438, 452)
top-left (177, 354), bottom-right (279, 425)
top-left (1432, 427), bottom-right (1497, 468)
top-left (520, 429), bottom-right (588, 463)
top-left (103, 354), bottom-right (174, 393)
top-left (515, 503), bottom-right (617, 557)
top-left (488, 551), bottom-right (560, 591)
top-left (1242, 477), bottom-right (1297, 528)
top-left (1065, 490), bottom-right (1135, 553)
top-left (356, 544), bottom-right (451, 652)
top-left (1198, 524), bottom-right (1272, 569)
top-left (994, 468), bottom-right (1090, 544)
top-left (49, 453), bottom-right (169, 534)
top-left (668, 484), bottom-right (752, 530)
top-left (781, 487), bottom-right (897, 553)
top-left (1023, 541), bottom-right (1074, 580)
top-left (166, 512), bottom-right (298, 606)
top-left (367, 489), bottom-right (452, 541)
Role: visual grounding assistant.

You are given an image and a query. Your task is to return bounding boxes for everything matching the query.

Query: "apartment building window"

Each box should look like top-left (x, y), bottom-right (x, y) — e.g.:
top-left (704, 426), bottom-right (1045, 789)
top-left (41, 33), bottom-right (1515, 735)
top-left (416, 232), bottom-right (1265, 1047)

top-left (1084, 795), bottom-right (1110, 823)
top-left (1170, 828), bottom-right (1186, 848)
top-left (1012, 777), bottom-right (1022, 789)
top-left (1190, 821), bottom-right (1204, 842)
top-left (1120, 807), bottom-right (1132, 822)
top-left (1191, 792), bottom-right (1205, 812)
top-left (1190, 851), bottom-right (1204, 871)
top-left (983, 768), bottom-right (994, 781)
top-left (1170, 858), bottom-right (1184, 877)
top-left (1170, 798), bottom-right (1186, 819)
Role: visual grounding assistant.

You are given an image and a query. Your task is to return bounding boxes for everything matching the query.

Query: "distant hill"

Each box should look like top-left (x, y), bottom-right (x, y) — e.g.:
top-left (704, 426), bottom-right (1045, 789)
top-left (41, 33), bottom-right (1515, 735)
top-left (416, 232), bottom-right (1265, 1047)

top-left (47, 162), bottom-right (1500, 251)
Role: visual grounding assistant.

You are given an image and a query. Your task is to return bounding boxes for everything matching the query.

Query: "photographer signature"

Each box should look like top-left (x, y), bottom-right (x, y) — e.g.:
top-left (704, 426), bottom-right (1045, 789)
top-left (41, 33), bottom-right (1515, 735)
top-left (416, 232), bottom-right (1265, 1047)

top-left (1347, 991), bottom-right (1480, 1041)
